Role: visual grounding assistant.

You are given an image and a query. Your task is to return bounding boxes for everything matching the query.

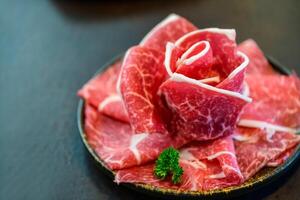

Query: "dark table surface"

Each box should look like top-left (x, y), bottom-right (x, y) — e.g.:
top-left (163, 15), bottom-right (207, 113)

top-left (1, 1), bottom-right (299, 200)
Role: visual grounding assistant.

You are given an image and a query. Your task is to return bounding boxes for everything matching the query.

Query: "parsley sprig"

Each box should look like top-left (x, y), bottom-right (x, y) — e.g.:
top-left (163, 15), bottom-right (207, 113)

top-left (154, 147), bottom-right (183, 184)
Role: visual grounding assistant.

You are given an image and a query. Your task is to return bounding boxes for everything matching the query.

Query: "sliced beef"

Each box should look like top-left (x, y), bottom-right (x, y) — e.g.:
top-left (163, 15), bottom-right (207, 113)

top-left (235, 128), bottom-right (299, 180)
top-left (84, 104), bottom-right (187, 170)
top-left (140, 14), bottom-right (197, 53)
top-left (158, 29), bottom-right (251, 141)
top-left (174, 28), bottom-right (241, 79)
top-left (165, 41), bottom-right (214, 80)
top-left (78, 61), bottom-right (129, 122)
top-left (238, 39), bottom-right (277, 75)
top-left (160, 76), bottom-right (250, 141)
top-left (240, 74), bottom-right (300, 128)
top-left (235, 67), bottom-right (300, 179)
top-left (115, 136), bottom-right (243, 191)
top-left (78, 14), bottom-right (300, 191)
top-left (118, 46), bottom-right (169, 134)
top-left (267, 146), bottom-right (298, 167)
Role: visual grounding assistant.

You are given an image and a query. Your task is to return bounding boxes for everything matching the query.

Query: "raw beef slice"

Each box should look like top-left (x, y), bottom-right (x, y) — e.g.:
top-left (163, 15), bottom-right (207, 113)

top-left (240, 74), bottom-right (300, 128)
top-left (238, 39), bottom-right (277, 75)
top-left (78, 61), bottom-right (129, 122)
top-left (140, 14), bottom-right (197, 53)
top-left (122, 25), bottom-right (250, 142)
top-left (267, 146), bottom-right (298, 167)
top-left (174, 28), bottom-right (242, 79)
top-left (164, 40), bottom-right (214, 80)
top-left (160, 76), bottom-right (250, 141)
top-left (84, 104), bottom-right (187, 170)
top-left (235, 70), bottom-right (300, 179)
top-left (235, 127), bottom-right (299, 180)
top-left (159, 29), bottom-right (251, 141)
top-left (115, 136), bottom-right (243, 191)
top-left (118, 46), bottom-right (169, 134)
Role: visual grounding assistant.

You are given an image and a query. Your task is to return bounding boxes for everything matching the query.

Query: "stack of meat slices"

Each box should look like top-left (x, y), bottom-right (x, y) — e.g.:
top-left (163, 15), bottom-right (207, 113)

top-left (78, 14), bottom-right (300, 191)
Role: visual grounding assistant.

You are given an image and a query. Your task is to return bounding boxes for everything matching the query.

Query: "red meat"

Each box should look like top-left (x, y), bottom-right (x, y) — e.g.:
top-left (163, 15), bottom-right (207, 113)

top-left (159, 29), bottom-right (251, 141)
top-left (84, 104), bottom-right (187, 170)
top-left (238, 39), bottom-right (277, 75)
top-left (160, 76), bottom-right (250, 141)
top-left (165, 41), bottom-right (214, 80)
top-left (78, 61), bottom-right (129, 122)
top-left (174, 28), bottom-right (241, 79)
top-left (240, 74), bottom-right (300, 128)
top-left (140, 14), bottom-right (197, 53)
top-left (115, 136), bottom-right (243, 191)
top-left (118, 46), bottom-right (169, 134)
top-left (235, 72), bottom-right (300, 179)
top-left (234, 128), bottom-right (299, 180)
top-left (78, 14), bottom-right (300, 191)
top-left (267, 146), bottom-right (298, 167)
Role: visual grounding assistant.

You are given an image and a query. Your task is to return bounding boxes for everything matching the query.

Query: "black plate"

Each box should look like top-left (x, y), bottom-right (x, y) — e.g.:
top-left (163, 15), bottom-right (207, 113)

top-left (77, 55), bottom-right (300, 199)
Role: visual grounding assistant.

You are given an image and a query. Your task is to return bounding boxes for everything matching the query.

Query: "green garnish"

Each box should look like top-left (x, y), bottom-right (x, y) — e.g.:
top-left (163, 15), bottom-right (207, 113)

top-left (154, 147), bottom-right (183, 184)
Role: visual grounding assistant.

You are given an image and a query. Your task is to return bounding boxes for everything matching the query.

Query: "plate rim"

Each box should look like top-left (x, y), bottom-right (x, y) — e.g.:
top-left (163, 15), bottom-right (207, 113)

top-left (77, 55), bottom-right (300, 199)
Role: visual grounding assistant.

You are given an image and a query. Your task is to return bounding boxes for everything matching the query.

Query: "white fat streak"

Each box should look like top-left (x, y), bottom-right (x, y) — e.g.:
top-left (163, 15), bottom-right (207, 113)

top-left (129, 133), bottom-right (149, 164)
top-left (208, 172), bottom-right (226, 179)
top-left (164, 42), bottom-right (176, 77)
top-left (199, 76), bottom-right (220, 83)
top-left (207, 151), bottom-right (236, 160)
top-left (227, 51), bottom-right (249, 79)
top-left (232, 133), bottom-right (250, 141)
top-left (175, 28), bottom-right (236, 46)
top-left (265, 128), bottom-right (276, 142)
top-left (180, 41), bottom-right (210, 65)
top-left (267, 161), bottom-right (279, 167)
top-left (238, 119), bottom-right (298, 134)
top-left (170, 73), bottom-right (252, 102)
top-left (232, 132), bottom-right (260, 143)
top-left (180, 149), bottom-right (207, 169)
top-left (98, 95), bottom-right (121, 111)
top-left (242, 82), bottom-right (250, 97)
top-left (140, 14), bottom-right (179, 45)
top-left (223, 164), bottom-right (243, 175)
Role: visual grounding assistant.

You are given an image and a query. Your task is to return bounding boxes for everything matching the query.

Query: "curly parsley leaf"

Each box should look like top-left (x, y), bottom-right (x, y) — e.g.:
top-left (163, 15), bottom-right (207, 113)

top-left (154, 147), bottom-right (183, 184)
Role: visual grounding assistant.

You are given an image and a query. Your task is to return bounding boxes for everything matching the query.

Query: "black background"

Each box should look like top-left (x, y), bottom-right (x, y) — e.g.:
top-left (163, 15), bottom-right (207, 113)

top-left (1, 1), bottom-right (299, 199)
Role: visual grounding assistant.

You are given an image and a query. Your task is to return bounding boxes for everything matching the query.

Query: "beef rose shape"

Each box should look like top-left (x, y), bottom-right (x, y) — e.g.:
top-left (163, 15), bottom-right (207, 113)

top-left (119, 14), bottom-right (251, 141)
